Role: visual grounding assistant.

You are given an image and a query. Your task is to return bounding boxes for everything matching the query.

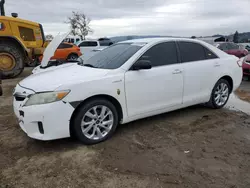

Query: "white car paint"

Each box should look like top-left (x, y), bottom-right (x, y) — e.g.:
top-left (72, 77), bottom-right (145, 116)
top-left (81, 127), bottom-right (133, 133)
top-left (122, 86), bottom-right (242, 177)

top-left (77, 40), bottom-right (110, 57)
top-left (80, 47), bottom-right (106, 61)
top-left (41, 32), bottom-right (70, 67)
top-left (13, 37), bottom-right (242, 141)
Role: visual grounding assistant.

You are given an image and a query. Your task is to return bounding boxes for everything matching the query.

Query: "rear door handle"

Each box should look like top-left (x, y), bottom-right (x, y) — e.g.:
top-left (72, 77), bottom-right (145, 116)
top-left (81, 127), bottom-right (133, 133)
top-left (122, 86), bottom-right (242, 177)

top-left (214, 62), bottom-right (220, 67)
top-left (172, 69), bottom-right (182, 74)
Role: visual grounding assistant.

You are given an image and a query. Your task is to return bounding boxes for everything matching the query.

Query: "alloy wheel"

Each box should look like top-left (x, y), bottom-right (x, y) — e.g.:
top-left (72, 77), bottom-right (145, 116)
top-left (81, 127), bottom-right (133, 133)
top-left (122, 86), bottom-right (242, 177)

top-left (214, 82), bottom-right (229, 106)
top-left (81, 105), bottom-right (114, 140)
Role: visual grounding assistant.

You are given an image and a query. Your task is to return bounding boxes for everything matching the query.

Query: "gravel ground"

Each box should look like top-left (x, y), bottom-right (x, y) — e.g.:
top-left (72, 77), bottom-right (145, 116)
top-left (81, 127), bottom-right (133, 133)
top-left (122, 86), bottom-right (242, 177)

top-left (1, 68), bottom-right (250, 188)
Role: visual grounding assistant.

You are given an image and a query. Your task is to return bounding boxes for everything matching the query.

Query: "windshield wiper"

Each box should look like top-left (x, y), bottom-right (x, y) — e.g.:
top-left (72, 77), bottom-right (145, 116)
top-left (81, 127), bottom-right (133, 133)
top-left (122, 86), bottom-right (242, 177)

top-left (83, 64), bottom-right (97, 68)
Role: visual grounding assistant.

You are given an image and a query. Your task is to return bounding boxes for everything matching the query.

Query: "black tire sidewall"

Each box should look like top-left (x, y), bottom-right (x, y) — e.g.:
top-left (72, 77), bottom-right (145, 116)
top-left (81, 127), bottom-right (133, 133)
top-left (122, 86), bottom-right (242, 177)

top-left (0, 43), bottom-right (24, 78)
top-left (210, 79), bottom-right (231, 109)
top-left (67, 54), bottom-right (78, 60)
top-left (73, 99), bottom-right (119, 145)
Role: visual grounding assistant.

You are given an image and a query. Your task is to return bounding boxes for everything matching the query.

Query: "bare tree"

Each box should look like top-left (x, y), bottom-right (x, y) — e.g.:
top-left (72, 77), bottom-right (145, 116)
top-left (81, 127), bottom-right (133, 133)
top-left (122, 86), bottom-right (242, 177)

top-left (66, 11), bottom-right (93, 40)
top-left (45, 34), bottom-right (54, 40)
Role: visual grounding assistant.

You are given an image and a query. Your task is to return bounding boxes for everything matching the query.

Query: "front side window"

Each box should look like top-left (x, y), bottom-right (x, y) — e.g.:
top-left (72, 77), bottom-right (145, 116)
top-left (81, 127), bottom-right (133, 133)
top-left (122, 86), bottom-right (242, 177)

top-left (79, 41), bottom-right (98, 47)
top-left (83, 43), bottom-right (143, 69)
top-left (138, 41), bottom-right (178, 67)
top-left (178, 41), bottom-right (206, 63)
top-left (19, 26), bottom-right (35, 41)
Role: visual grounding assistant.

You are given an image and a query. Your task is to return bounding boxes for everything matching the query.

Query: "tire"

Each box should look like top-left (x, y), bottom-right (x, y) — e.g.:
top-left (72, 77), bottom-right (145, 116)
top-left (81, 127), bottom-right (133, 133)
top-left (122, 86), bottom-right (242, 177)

top-left (206, 79), bottom-right (231, 109)
top-left (72, 98), bottom-right (119, 145)
top-left (67, 54), bottom-right (78, 61)
top-left (26, 58), bottom-right (39, 67)
top-left (0, 42), bottom-right (25, 79)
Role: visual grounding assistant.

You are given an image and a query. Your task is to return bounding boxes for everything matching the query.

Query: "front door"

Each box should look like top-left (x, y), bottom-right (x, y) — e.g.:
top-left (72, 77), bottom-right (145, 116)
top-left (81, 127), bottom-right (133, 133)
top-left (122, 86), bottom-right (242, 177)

top-left (125, 41), bottom-right (184, 117)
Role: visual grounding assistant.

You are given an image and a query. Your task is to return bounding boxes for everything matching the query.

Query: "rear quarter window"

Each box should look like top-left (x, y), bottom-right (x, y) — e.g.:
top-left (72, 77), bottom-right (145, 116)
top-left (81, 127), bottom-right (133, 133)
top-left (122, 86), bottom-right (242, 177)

top-left (204, 47), bottom-right (218, 59)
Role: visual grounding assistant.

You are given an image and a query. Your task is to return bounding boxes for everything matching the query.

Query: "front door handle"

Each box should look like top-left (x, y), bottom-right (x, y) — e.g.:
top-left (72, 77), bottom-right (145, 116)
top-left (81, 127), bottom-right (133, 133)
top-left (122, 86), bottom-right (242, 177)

top-left (172, 69), bottom-right (182, 74)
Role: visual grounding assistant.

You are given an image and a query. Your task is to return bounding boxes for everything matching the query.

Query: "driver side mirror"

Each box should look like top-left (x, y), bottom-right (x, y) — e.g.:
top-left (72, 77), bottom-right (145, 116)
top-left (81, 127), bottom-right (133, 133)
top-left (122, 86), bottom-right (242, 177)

top-left (132, 60), bottom-right (152, 70)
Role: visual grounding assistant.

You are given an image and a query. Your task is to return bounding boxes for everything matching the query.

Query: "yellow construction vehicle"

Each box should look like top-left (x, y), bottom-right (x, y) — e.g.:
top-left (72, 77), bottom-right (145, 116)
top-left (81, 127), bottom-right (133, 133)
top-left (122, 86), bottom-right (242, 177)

top-left (0, 0), bottom-right (45, 78)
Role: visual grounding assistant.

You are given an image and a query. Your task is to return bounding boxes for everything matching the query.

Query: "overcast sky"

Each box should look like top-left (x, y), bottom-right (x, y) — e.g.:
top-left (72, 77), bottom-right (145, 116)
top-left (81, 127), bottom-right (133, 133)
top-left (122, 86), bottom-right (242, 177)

top-left (6, 0), bottom-right (250, 38)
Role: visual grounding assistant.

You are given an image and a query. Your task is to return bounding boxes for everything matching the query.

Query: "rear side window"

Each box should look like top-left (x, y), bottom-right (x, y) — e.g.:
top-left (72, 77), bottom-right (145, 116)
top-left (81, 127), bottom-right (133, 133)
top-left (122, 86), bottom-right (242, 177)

top-left (178, 42), bottom-right (206, 63)
top-left (58, 43), bottom-right (73, 49)
top-left (227, 43), bottom-right (239, 50)
top-left (218, 43), bottom-right (228, 51)
top-left (79, 41), bottom-right (98, 47)
top-left (139, 42), bottom-right (178, 67)
top-left (19, 26), bottom-right (35, 41)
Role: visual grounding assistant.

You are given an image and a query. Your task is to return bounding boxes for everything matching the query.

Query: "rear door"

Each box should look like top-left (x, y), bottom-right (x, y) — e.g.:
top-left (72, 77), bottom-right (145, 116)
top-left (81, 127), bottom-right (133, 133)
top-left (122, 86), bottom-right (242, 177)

top-left (177, 41), bottom-right (219, 105)
top-left (125, 41), bottom-right (184, 117)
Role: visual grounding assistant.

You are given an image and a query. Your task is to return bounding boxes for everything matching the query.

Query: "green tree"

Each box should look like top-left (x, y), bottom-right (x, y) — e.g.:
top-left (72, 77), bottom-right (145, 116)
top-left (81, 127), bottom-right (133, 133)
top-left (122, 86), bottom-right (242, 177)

top-left (233, 31), bottom-right (239, 43)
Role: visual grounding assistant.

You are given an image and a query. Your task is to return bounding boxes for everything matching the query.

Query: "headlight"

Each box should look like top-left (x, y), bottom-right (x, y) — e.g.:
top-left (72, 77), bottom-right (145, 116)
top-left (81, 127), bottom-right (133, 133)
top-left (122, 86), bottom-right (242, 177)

top-left (24, 90), bottom-right (70, 106)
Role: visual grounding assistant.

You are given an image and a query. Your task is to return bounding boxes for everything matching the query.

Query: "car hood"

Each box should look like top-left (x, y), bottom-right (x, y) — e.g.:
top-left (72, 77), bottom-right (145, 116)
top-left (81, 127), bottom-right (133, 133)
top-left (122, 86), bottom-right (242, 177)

top-left (19, 64), bottom-right (111, 92)
top-left (41, 32), bottom-right (70, 67)
top-left (32, 63), bottom-right (76, 74)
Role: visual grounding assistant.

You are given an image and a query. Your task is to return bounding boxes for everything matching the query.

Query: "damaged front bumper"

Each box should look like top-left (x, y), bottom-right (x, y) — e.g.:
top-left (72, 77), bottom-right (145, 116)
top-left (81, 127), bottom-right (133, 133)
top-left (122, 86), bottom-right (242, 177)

top-left (13, 84), bottom-right (74, 140)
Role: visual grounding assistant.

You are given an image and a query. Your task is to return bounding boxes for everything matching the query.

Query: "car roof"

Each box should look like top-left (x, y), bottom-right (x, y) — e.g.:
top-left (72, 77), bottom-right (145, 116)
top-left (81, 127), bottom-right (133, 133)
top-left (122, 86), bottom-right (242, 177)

top-left (118, 37), bottom-right (209, 44)
top-left (118, 37), bottom-right (229, 59)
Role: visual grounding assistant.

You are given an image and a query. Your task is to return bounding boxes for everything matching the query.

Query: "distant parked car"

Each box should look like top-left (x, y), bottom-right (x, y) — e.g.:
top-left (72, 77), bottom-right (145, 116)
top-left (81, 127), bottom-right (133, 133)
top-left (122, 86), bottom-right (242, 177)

top-left (64, 36), bottom-right (81, 44)
top-left (80, 47), bottom-right (106, 61)
top-left (216, 42), bottom-right (248, 58)
top-left (77, 38), bottom-right (113, 55)
top-left (39, 42), bottom-right (82, 62)
top-left (243, 55), bottom-right (250, 79)
top-left (239, 43), bottom-right (250, 52)
top-left (13, 34), bottom-right (243, 144)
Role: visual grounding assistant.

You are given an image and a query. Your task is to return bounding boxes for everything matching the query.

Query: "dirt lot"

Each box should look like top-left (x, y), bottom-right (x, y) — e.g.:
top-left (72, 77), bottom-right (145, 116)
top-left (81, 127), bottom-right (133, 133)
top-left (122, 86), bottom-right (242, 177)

top-left (1, 68), bottom-right (250, 188)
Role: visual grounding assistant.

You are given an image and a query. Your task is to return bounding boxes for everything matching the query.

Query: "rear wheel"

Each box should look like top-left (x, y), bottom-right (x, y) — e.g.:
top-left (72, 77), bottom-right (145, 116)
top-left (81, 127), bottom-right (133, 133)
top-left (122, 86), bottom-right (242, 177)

top-left (26, 58), bottom-right (39, 67)
top-left (67, 54), bottom-right (78, 61)
top-left (72, 99), bottom-right (119, 145)
top-left (206, 79), bottom-right (231, 109)
top-left (0, 42), bottom-right (24, 79)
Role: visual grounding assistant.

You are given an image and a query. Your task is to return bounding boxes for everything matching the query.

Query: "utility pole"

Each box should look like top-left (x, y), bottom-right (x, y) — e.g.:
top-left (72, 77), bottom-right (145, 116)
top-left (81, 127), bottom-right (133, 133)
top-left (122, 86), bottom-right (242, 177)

top-left (0, 0), bottom-right (5, 16)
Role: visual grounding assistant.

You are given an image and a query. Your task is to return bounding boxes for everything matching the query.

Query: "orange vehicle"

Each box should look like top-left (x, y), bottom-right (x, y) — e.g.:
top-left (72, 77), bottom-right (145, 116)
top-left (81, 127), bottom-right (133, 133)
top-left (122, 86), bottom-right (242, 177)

top-left (39, 42), bottom-right (82, 62)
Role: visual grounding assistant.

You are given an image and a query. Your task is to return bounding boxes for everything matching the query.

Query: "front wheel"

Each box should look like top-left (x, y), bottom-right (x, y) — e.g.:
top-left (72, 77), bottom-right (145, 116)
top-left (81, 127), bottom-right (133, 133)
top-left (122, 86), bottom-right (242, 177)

top-left (206, 79), bottom-right (231, 109)
top-left (72, 99), bottom-right (119, 145)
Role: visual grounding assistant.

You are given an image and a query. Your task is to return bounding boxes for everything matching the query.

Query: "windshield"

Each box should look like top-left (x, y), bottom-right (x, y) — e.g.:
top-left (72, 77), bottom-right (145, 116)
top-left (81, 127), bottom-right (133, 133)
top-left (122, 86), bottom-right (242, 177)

top-left (83, 43), bottom-right (143, 69)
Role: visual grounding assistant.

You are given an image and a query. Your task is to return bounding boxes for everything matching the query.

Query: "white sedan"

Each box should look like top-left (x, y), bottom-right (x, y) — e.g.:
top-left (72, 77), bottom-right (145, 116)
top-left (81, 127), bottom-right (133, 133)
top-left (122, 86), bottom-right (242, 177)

top-left (13, 36), bottom-right (242, 144)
